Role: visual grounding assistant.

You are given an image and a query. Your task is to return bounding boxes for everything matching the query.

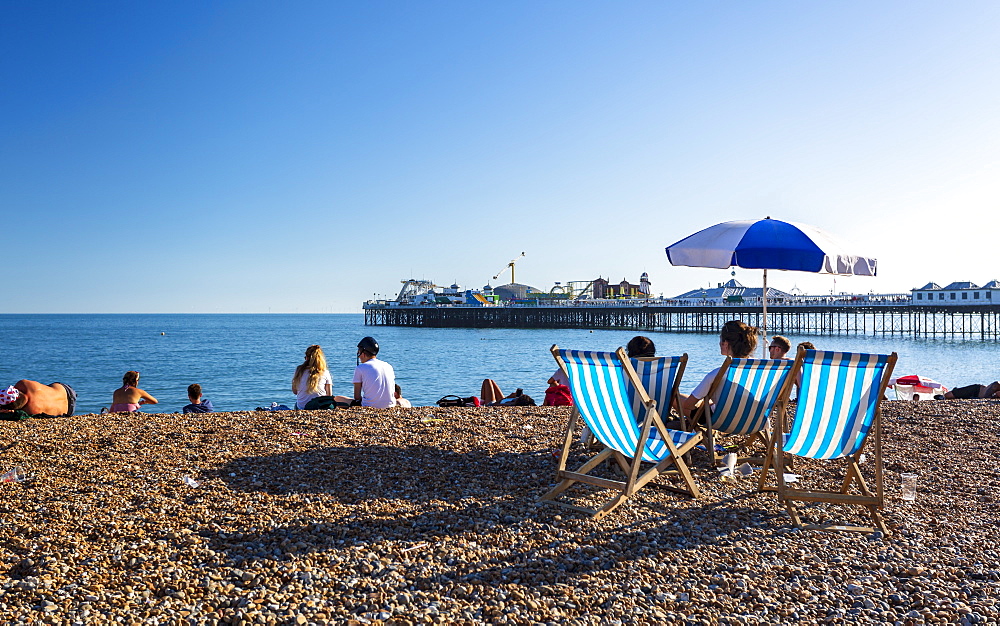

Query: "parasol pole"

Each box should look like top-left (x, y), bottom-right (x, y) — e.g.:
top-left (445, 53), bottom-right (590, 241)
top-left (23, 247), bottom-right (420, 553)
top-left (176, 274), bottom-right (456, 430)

top-left (761, 269), bottom-right (769, 357)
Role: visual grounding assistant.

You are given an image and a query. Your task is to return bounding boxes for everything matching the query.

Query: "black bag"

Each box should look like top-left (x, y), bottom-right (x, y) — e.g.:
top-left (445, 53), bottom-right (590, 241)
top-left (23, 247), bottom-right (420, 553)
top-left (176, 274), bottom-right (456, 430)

top-left (436, 395), bottom-right (480, 407)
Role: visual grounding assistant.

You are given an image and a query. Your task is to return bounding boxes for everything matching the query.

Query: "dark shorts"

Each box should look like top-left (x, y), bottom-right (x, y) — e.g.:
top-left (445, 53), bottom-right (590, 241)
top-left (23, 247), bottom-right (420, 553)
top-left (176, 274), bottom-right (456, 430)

top-left (53, 382), bottom-right (77, 416)
top-left (950, 384), bottom-right (983, 399)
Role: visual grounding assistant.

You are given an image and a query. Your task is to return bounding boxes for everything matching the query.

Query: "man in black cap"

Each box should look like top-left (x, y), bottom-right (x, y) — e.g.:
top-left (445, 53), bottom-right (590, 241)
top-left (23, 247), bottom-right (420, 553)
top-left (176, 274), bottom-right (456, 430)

top-left (352, 337), bottom-right (396, 409)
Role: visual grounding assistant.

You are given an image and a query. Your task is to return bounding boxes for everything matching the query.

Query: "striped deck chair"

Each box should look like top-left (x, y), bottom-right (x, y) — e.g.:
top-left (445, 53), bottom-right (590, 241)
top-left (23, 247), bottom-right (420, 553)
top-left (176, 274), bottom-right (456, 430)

top-left (577, 355), bottom-right (687, 449)
top-left (692, 357), bottom-right (795, 481)
top-left (629, 355), bottom-right (688, 428)
top-left (539, 345), bottom-right (703, 519)
top-left (772, 347), bottom-right (897, 533)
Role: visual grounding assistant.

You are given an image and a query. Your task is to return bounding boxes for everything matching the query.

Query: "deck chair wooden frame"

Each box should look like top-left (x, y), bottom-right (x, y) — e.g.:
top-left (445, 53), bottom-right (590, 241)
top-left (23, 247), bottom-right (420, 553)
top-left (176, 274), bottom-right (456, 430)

top-left (692, 357), bottom-right (796, 478)
top-left (539, 345), bottom-right (704, 519)
top-left (772, 347), bottom-right (897, 533)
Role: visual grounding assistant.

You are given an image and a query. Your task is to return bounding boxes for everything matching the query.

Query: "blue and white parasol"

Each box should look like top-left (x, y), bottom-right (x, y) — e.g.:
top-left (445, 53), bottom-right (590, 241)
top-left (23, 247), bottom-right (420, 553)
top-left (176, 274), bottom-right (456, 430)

top-left (665, 217), bottom-right (877, 354)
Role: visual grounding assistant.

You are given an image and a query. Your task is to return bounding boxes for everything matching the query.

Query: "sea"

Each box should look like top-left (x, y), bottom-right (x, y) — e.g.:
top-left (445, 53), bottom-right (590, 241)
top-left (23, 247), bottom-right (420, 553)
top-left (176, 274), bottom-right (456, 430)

top-left (2, 314), bottom-right (997, 415)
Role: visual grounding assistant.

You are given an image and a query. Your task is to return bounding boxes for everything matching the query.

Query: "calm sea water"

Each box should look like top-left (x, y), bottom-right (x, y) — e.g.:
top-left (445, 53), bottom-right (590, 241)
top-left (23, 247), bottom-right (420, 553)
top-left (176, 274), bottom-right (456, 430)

top-left (1, 314), bottom-right (997, 415)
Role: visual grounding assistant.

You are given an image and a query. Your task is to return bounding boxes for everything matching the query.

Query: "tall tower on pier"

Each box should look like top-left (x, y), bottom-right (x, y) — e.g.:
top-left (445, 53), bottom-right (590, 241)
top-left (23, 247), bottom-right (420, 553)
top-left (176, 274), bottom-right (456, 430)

top-left (639, 272), bottom-right (651, 295)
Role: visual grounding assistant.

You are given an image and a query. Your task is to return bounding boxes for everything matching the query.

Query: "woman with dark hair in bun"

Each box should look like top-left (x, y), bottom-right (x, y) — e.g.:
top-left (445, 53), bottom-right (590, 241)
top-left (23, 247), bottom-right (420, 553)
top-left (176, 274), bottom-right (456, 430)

top-left (679, 320), bottom-right (758, 416)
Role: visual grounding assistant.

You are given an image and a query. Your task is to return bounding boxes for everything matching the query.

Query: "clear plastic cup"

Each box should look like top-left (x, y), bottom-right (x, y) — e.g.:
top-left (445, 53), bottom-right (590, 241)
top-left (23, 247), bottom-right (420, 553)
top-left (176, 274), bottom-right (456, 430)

top-left (901, 473), bottom-right (918, 501)
top-left (1, 467), bottom-right (26, 483)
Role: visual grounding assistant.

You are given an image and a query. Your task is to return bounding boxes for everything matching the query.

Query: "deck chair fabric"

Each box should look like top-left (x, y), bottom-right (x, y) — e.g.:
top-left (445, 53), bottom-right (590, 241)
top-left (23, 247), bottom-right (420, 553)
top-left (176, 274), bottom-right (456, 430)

top-left (695, 357), bottom-right (795, 470)
top-left (539, 346), bottom-right (703, 519)
top-left (628, 355), bottom-right (687, 429)
top-left (774, 348), bottom-right (897, 533)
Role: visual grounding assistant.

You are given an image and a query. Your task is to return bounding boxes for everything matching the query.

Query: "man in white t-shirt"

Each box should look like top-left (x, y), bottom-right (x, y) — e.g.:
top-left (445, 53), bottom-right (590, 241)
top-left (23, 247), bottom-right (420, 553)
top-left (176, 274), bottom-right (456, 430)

top-left (352, 336), bottom-right (396, 409)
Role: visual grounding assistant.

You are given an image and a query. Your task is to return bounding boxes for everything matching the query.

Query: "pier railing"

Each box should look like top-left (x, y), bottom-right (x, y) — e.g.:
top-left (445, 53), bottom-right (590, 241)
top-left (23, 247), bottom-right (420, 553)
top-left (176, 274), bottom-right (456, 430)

top-left (363, 298), bottom-right (1000, 338)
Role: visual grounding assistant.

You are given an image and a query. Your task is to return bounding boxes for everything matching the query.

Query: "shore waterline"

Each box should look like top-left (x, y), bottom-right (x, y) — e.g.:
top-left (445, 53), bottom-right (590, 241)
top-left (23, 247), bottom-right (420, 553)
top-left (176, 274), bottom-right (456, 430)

top-left (2, 313), bottom-right (998, 415)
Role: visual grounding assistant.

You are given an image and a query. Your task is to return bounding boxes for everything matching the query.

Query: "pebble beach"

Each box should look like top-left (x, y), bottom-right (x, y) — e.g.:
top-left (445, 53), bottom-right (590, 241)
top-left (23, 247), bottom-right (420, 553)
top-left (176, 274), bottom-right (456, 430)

top-left (2, 401), bottom-right (998, 625)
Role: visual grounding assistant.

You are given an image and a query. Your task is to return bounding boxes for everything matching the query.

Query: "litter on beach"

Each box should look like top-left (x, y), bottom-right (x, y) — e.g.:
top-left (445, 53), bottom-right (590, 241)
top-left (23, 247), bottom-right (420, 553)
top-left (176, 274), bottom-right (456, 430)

top-left (182, 476), bottom-right (200, 487)
top-left (1, 467), bottom-right (26, 483)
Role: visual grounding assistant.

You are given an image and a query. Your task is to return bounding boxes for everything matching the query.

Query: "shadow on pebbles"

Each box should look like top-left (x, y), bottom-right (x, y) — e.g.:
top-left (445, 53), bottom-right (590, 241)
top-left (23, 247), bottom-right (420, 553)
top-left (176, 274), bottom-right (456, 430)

top-left (1, 401), bottom-right (998, 624)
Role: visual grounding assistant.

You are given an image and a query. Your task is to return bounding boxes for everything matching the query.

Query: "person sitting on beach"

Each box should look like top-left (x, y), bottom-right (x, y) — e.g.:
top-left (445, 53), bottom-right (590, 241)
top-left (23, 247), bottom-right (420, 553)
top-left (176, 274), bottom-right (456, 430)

top-left (352, 336), bottom-right (396, 409)
top-left (944, 381), bottom-right (1000, 400)
top-left (110, 371), bottom-right (157, 413)
top-left (768, 335), bottom-right (791, 359)
top-left (678, 320), bottom-right (757, 417)
top-left (481, 380), bottom-right (536, 406)
top-left (626, 335), bottom-right (656, 359)
top-left (293, 345), bottom-right (350, 410)
top-left (0, 380), bottom-right (77, 418)
top-left (182, 383), bottom-right (215, 414)
top-left (394, 384), bottom-right (412, 408)
top-left (797, 341), bottom-right (815, 352)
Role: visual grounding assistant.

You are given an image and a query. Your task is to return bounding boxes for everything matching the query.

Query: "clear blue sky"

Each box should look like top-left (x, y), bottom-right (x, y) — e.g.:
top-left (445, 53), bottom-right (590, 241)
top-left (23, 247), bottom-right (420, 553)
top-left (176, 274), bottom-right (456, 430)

top-left (4, 1), bottom-right (999, 312)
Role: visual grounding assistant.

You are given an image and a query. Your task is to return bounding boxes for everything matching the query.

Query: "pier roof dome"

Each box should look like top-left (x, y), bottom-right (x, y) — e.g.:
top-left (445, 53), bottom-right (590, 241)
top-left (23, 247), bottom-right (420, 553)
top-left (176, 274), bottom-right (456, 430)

top-left (493, 283), bottom-right (542, 300)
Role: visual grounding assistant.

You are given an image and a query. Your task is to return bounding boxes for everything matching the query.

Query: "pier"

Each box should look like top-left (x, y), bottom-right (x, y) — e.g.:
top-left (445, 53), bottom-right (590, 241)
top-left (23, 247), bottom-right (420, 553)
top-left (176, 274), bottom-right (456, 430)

top-left (364, 302), bottom-right (1000, 338)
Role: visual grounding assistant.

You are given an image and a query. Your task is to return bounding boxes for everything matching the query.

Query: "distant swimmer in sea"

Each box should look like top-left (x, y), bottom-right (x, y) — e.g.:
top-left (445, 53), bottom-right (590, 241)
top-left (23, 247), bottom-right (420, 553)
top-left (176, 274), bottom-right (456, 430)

top-left (183, 383), bottom-right (214, 414)
top-left (0, 380), bottom-right (77, 418)
top-left (110, 371), bottom-right (157, 413)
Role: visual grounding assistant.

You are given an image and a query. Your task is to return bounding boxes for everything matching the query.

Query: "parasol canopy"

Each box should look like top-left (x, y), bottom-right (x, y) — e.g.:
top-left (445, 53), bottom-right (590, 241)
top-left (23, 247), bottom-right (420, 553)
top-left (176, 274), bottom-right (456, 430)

top-left (665, 217), bottom-right (877, 355)
top-left (665, 217), bottom-right (877, 276)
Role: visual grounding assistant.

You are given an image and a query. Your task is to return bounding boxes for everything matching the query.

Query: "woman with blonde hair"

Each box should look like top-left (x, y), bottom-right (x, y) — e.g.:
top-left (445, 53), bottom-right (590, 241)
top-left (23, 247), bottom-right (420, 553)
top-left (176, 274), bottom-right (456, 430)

top-left (679, 320), bottom-right (758, 416)
top-left (292, 345), bottom-right (334, 410)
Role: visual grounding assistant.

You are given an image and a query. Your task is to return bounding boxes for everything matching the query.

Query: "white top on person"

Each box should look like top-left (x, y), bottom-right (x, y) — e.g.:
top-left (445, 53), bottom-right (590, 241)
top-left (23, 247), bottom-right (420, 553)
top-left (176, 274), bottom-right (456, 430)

top-left (352, 336), bottom-right (396, 409)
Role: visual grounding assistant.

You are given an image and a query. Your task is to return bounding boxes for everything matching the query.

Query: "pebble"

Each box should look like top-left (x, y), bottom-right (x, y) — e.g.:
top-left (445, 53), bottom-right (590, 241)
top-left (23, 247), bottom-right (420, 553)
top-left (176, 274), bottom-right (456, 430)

top-left (0, 402), bottom-right (998, 622)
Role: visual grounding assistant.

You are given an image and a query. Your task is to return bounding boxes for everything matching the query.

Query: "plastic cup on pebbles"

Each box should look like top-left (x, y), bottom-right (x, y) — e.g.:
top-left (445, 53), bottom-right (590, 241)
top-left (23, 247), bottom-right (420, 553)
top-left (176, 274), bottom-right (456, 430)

top-left (1, 467), bottom-right (26, 483)
top-left (901, 473), bottom-right (918, 501)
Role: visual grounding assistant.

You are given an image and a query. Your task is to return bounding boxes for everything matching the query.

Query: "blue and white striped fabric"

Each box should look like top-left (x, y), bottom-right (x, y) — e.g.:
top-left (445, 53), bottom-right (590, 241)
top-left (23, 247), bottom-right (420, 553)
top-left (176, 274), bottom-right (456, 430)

top-left (784, 350), bottom-right (891, 460)
top-left (629, 356), bottom-right (685, 426)
top-left (559, 349), bottom-right (698, 463)
top-left (710, 358), bottom-right (793, 435)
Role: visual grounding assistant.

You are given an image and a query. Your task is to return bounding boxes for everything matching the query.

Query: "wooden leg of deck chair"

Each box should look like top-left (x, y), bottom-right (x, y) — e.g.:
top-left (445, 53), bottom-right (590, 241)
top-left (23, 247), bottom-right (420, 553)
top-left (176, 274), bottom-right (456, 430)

top-left (735, 432), bottom-right (768, 464)
top-left (672, 455), bottom-right (700, 498)
top-left (845, 459), bottom-right (876, 498)
top-left (538, 449), bottom-right (614, 503)
top-left (868, 506), bottom-right (888, 534)
top-left (591, 495), bottom-right (628, 520)
top-left (758, 445), bottom-right (777, 493)
top-left (784, 500), bottom-right (804, 528)
top-left (650, 446), bottom-right (701, 498)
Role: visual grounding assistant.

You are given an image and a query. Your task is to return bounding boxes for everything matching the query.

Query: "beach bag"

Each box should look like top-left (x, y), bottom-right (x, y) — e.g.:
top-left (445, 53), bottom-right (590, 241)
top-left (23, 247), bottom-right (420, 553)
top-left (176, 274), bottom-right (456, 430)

top-left (544, 384), bottom-right (573, 407)
top-left (304, 396), bottom-right (339, 410)
top-left (436, 395), bottom-right (481, 407)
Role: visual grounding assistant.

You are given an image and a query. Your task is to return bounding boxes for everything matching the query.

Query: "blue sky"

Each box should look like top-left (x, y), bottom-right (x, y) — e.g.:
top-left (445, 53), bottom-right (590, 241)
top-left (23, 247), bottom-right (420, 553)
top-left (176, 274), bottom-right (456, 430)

top-left (3, 1), bottom-right (999, 313)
